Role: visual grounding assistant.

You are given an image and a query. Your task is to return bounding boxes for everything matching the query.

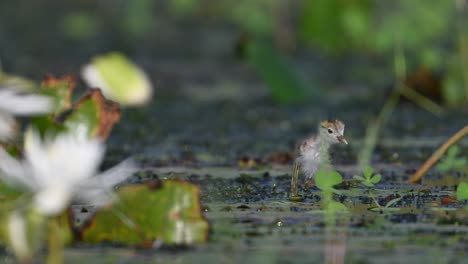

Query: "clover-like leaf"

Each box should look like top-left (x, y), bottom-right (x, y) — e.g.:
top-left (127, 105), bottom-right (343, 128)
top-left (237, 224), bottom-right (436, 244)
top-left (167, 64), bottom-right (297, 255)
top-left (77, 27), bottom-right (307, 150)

top-left (362, 181), bottom-right (374, 188)
top-left (437, 146), bottom-right (467, 172)
top-left (370, 173), bottom-right (382, 184)
top-left (363, 166), bottom-right (373, 179)
top-left (353, 175), bottom-right (365, 181)
top-left (76, 180), bottom-right (209, 246)
top-left (315, 169), bottom-right (343, 191)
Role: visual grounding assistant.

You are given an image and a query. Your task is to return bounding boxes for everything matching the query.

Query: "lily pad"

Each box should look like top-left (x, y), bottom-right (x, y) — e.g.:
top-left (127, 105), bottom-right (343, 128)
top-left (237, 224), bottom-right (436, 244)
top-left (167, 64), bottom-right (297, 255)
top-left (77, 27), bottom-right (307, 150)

top-left (81, 53), bottom-right (153, 106)
top-left (65, 89), bottom-right (120, 140)
top-left (39, 75), bottom-right (75, 115)
top-left (76, 180), bottom-right (209, 246)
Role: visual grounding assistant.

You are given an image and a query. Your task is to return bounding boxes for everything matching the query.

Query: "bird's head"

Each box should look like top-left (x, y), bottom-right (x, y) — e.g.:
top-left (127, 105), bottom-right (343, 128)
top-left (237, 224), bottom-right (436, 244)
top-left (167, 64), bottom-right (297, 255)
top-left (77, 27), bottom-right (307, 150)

top-left (320, 120), bottom-right (347, 145)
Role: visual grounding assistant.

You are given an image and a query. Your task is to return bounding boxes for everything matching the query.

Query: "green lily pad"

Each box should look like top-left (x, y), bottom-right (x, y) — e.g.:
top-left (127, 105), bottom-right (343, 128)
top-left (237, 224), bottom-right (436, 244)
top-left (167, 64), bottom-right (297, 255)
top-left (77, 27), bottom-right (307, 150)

top-left (81, 53), bottom-right (153, 106)
top-left (77, 180), bottom-right (209, 246)
top-left (39, 75), bottom-right (75, 115)
top-left (64, 89), bottom-right (120, 140)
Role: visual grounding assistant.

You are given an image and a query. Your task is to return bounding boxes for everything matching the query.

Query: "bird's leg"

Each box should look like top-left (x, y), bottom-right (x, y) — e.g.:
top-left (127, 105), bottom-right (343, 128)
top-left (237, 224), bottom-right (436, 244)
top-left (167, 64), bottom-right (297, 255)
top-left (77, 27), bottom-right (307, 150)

top-left (304, 178), bottom-right (315, 191)
top-left (290, 161), bottom-right (300, 199)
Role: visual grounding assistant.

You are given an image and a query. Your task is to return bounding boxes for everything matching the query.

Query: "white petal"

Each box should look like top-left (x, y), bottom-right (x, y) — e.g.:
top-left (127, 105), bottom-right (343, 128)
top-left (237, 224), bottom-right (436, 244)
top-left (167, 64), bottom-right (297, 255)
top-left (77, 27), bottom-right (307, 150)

top-left (34, 187), bottom-right (72, 215)
top-left (86, 159), bottom-right (137, 188)
top-left (24, 130), bottom-right (105, 189)
top-left (8, 211), bottom-right (30, 260)
top-left (0, 113), bottom-right (17, 141)
top-left (75, 159), bottom-right (137, 205)
top-left (0, 147), bottom-right (35, 189)
top-left (0, 89), bottom-right (52, 115)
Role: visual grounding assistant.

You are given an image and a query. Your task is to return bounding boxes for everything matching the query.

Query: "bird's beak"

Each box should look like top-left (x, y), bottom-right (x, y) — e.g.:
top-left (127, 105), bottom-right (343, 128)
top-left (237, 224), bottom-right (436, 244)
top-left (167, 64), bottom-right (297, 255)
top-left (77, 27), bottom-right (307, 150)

top-left (337, 135), bottom-right (348, 145)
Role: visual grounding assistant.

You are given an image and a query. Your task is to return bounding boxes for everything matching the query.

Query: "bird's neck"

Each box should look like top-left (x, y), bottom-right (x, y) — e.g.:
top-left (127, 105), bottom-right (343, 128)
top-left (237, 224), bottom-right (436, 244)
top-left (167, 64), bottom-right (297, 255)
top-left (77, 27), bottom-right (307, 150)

top-left (316, 132), bottom-right (331, 159)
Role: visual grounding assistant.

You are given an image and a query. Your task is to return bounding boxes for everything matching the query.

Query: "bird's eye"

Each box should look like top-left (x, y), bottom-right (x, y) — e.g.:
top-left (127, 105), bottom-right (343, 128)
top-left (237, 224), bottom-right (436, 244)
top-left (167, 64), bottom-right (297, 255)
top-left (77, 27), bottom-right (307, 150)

top-left (327, 129), bottom-right (333, 134)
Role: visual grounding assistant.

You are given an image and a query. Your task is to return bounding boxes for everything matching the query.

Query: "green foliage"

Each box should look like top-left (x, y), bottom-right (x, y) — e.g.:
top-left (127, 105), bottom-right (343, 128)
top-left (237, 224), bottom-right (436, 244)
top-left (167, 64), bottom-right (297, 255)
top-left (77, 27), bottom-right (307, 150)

top-left (0, 182), bottom-right (23, 206)
top-left (39, 78), bottom-right (73, 115)
top-left (168, 0), bottom-right (198, 16)
top-left (63, 99), bottom-right (99, 139)
top-left (78, 181), bottom-right (209, 246)
top-left (437, 146), bottom-right (467, 172)
top-left (61, 12), bottom-right (98, 40)
top-left (456, 182), bottom-right (468, 201)
top-left (29, 116), bottom-right (65, 139)
top-left (369, 196), bottom-right (402, 212)
top-left (122, 0), bottom-right (153, 39)
top-left (229, 0), bottom-right (274, 35)
top-left (315, 169), bottom-right (347, 226)
top-left (353, 166), bottom-right (382, 187)
top-left (246, 39), bottom-right (306, 104)
top-left (315, 169), bottom-right (343, 193)
top-left (299, 0), bottom-right (372, 53)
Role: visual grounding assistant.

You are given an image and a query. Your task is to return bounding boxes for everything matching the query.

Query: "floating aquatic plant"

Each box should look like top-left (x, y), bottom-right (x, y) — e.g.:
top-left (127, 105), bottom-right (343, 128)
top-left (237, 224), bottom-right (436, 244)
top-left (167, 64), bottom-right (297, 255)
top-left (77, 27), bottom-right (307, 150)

top-left (81, 52), bottom-right (153, 106)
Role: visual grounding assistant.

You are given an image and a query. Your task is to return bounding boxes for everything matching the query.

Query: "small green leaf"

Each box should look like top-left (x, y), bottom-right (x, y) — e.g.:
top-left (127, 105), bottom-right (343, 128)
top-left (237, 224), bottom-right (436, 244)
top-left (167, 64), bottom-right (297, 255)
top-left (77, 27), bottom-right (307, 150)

top-left (363, 166), bottom-right (373, 179)
top-left (384, 197), bottom-right (402, 208)
top-left (78, 180), bottom-right (209, 246)
top-left (315, 170), bottom-right (343, 191)
top-left (353, 175), bottom-right (365, 181)
top-left (362, 181), bottom-right (374, 188)
top-left (457, 182), bottom-right (468, 201)
top-left (447, 146), bottom-right (459, 156)
top-left (437, 146), bottom-right (467, 172)
top-left (370, 174), bottom-right (382, 184)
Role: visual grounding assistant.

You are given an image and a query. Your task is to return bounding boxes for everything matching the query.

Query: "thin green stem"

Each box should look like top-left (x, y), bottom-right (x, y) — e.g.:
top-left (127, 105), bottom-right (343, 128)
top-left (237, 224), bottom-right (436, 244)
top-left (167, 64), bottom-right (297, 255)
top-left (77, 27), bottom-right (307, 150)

top-left (46, 218), bottom-right (63, 264)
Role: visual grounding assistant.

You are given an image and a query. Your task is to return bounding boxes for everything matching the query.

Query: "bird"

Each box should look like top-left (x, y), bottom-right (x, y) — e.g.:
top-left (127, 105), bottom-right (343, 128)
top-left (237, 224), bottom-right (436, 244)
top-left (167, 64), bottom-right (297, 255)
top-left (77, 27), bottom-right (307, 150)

top-left (291, 120), bottom-right (347, 198)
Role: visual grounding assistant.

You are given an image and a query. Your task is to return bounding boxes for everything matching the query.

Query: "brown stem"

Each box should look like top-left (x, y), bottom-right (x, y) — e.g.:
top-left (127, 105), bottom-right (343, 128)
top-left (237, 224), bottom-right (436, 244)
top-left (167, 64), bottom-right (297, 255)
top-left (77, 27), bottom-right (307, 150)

top-left (409, 125), bottom-right (468, 183)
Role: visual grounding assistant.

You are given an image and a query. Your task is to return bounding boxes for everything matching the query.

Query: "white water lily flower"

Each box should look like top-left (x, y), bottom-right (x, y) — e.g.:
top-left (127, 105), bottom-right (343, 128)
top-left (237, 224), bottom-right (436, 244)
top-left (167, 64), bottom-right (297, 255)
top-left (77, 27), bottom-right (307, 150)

top-left (0, 130), bottom-right (136, 215)
top-left (0, 87), bottom-right (53, 140)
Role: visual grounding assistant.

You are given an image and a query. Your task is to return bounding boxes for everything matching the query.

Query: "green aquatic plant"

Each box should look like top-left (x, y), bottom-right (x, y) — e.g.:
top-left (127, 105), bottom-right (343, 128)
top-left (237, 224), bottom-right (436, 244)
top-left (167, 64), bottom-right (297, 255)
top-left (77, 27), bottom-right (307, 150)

top-left (353, 166), bottom-right (382, 187)
top-left (368, 196), bottom-right (402, 213)
top-left (354, 166), bottom-right (401, 212)
top-left (437, 146), bottom-right (467, 172)
top-left (315, 169), bottom-right (347, 225)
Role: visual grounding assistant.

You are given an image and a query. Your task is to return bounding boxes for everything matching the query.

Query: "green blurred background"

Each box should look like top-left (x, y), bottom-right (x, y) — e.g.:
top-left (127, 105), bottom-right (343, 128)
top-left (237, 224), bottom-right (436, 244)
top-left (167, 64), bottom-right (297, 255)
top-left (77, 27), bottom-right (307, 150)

top-left (1, 0), bottom-right (467, 105)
